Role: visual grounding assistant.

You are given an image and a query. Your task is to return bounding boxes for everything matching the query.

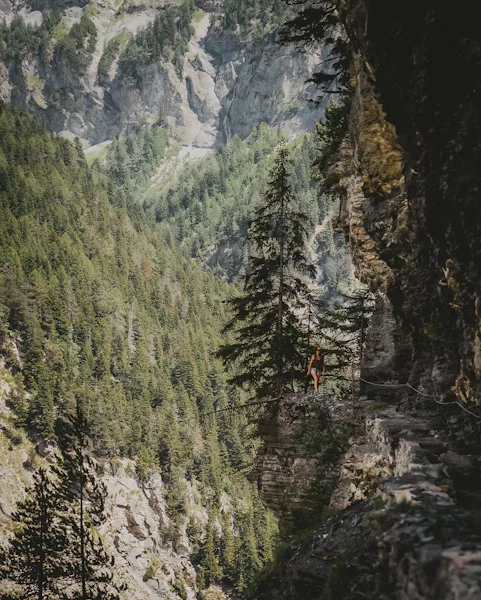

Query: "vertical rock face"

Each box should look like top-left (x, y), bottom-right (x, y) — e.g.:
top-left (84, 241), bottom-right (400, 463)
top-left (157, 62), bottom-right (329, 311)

top-left (329, 1), bottom-right (481, 405)
top-left (253, 394), bottom-right (352, 529)
top-left (253, 395), bottom-right (322, 527)
top-left (252, 4), bottom-right (481, 596)
top-left (205, 29), bottom-right (330, 145)
top-left (329, 62), bottom-right (414, 384)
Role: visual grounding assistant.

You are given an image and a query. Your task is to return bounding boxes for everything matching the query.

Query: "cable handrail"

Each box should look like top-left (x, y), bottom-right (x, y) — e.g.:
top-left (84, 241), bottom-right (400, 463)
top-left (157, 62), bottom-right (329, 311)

top-left (179, 375), bottom-right (481, 423)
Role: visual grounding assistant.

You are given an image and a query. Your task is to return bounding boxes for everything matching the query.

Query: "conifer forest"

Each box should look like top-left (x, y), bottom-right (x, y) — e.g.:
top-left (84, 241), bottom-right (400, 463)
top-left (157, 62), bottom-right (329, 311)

top-left (1, 1), bottom-right (480, 599)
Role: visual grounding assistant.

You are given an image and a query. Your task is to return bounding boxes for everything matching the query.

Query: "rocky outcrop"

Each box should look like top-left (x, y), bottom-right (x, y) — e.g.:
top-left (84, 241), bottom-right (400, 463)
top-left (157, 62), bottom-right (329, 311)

top-left (100, 461), bottom-right (203, 600)
top-left (253, 394), bottom-right (352, 528)
top-left (253, 395), bottom-right (481, 600)
top-left (205, 28), bottom-right (330, 144)
top-left (0, 441), bottom-right (204, 600)
top-left (329, 60), bottom-right (414, 385)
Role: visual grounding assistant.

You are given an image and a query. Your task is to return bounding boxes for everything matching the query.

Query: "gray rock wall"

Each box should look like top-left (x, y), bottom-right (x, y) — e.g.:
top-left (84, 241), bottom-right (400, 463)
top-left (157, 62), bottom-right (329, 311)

top-left (253, 394), bottom-right (481, 600)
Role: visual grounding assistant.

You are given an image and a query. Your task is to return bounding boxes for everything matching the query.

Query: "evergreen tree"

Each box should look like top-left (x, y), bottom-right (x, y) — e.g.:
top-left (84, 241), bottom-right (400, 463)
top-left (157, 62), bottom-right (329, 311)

top-left (234, 507), bottom-right (260, 592)
top-left (220, 512), bottom-right (236, 584)
top-left (56, 402), bottom-right (125, 600)
top-left (199, 513), bottom-right (222, 587)
top-left (219, 142), bottom-right (315, 396)
top-left (0, 102), bottom-right (282, 598)
top-left (0, 468), bottom-right (70, 600)
top-left (315, 290), bottom-right (372, 376)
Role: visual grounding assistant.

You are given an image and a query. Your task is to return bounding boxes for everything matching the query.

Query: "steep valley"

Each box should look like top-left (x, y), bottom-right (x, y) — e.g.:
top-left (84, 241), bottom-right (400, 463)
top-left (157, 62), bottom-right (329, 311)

top-left (1, 1), bottom-right (481, 600)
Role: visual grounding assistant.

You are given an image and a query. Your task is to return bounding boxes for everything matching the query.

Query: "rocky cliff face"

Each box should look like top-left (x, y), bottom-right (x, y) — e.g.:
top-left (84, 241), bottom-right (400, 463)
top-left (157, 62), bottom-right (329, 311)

top-left (253, 393), bottom-right (352, 530)
top-left (0, 0), bottom-right (325, 147)
top-left (252, 393), bottom-right (481, 600)
top-left (252, 3), bottom-right (481, 597)
top-left (330, 0), bottom-right (481, 407)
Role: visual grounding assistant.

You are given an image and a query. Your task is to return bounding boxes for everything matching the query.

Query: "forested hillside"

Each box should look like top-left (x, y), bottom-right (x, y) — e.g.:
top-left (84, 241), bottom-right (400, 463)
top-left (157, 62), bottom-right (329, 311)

top-left (145, 125), bottom-right (352, 285)
top-left (0, 102), bottom-right (278, 597)
top-left (0, 2), bottom-right (356, 598)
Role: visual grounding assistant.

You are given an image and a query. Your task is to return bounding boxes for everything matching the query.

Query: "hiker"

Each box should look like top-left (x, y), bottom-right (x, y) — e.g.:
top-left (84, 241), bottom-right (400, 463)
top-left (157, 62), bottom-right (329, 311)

top-left (307, 347), bottom-right (326, 391)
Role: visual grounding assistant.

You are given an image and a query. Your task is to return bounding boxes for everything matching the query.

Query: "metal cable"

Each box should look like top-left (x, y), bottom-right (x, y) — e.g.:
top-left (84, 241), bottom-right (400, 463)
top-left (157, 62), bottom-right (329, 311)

top-left (178, 376), bottom-right (481, 422)
top-left (358, 377), bottom-right (481, 420)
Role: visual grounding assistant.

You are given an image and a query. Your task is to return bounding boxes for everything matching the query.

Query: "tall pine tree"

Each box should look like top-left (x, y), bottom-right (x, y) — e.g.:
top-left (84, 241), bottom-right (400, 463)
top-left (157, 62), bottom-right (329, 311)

top-left (0, 468), bottom-right (70, 600)
top-left (56, 401), bottom-right (125, 600)
top-left (219, 142), bottom-right (315, 396)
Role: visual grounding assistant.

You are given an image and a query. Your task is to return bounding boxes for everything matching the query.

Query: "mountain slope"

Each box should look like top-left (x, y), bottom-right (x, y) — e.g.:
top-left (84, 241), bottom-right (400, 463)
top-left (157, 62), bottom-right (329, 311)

top-left (0, 101), bottom-right (278, 599)
top-left (0, 0), bottom-right (326, 147)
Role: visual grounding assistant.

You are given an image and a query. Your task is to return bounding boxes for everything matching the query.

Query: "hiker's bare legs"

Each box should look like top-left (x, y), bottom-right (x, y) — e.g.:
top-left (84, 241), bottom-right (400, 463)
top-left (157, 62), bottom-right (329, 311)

top-left (311, 371), bottom-right (319, 391)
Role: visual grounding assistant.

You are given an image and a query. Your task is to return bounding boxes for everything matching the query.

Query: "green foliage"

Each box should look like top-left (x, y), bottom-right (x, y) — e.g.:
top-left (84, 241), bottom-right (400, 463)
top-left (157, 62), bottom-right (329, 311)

top-left (219, 142), bottom-right (316, 397)
top-left (119, 0), bottom-right (196, 78)
top-left (0, 13), bottom-right (61, 61)
top-left (136, 445), bottom-right (158, 482)
top-left (55, 16), bottom-right (97, 75)
top-left (97, 31), bottom-right (131, 86)
top-left (315, 289), bottom-right (372, 377)
top-left (149, 126), bottom-right (321, 282)
top-left (0, 468), bottom-right (70, 600)
top-left (1, 427), bottom-right (124, 600)
top-left (55, 404), bottom-right (125, 600)
top-left (0, 102), bottom-right (240, 474)
top-left (143, 558), bottom-right (161, 582)
top-left (315, 98), bottom-right (351, 196)
top-left (370, 401), bottom-right (390, 410)
top-left (220, 0), bottom-right (290, 34)
top-left (0, 103), bottom-right (277, 594)
top-left (194, 495), bottom-right (278, 598)
top-left (98, 37), bottom-right (120, 86)
top-left (105, 123), bottom-right (169, 193)
top-left (199, 512), bottom-right (222, 586)
top-left (0, 101), bottom-right (289, 598)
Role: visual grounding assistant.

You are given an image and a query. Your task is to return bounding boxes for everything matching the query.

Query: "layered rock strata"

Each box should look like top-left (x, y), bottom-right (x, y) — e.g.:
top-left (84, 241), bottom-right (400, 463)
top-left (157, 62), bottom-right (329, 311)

top-left (253, 395), bottom-right (481, 599)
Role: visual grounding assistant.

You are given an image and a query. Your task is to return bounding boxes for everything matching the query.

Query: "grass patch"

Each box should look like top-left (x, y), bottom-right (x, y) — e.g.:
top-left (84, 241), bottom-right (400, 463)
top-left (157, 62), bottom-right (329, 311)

top-left (52, 18), bottom-right (70, 42)
top-left (193, 8), bottom-right (204, 23)
top-left (26, 75), bottom-right (47, 108)
top-left (84, 4), bottom-right (100, 19)
top-left (113, 11), bottom-right (125, 23)
top-left (85, 143), bottom-right (111, 166)
top-left (116, 29), bottom-right (132, 46)
top-left (26, 74), bottom-right (44, 88)
top-left (370, 401), bottom-right (390, 410)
